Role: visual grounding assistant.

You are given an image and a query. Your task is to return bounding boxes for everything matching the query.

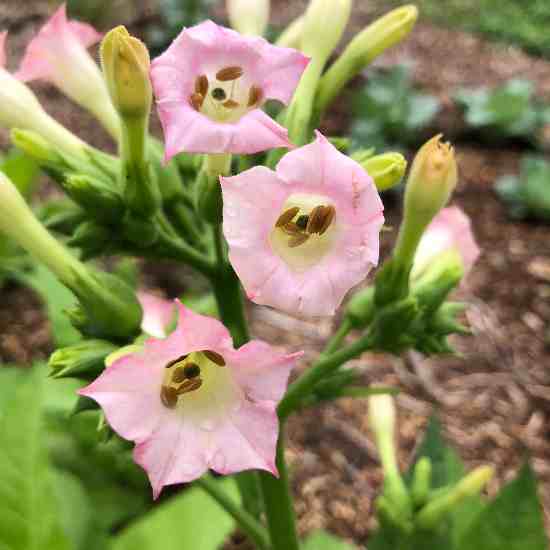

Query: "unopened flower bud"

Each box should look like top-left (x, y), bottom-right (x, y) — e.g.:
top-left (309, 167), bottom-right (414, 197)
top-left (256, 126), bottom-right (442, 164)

top-left (275, 14), bottom-right (305, 49)
top-left (49, 339), bottom-right (117, 379)
top-left (411, 457), bottom-right (432, 507)
top-left (394, 135), bottom-right (458, 269)
top-left (316, 6), bottom-right (418, 112)
top-left (227, 0), bottom-right (270, 36)
top-left (417, 466), bottom-right (494, 529)
top-left (361, 152), bottom-right (407, 192)
top-left (301, 0), bottom-right (352, 59)
top-left (101, 26), bottom-right (152, 118)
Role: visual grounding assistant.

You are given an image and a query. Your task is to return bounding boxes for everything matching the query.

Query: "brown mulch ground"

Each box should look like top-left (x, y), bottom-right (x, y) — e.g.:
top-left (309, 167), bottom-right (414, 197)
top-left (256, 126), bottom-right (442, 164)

top-left (1, 1), bottom-right (549, 546)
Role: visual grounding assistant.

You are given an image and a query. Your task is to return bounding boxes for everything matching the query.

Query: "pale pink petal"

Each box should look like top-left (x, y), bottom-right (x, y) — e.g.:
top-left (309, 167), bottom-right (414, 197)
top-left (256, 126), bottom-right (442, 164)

top-left (413, 206), bottom-right (480, 278)
top-left (0, 32), bottom-right (7, 69)
top-left (79, 300), bottom-right (301, 497)
top-left (222, 132), bottom-right (385, 316)
top-left (137, 292), bottom-right (176, 338)
top-left (67, 20), bottom-right (103, 48)
top-left (151, 19), bottom-right (307, 156)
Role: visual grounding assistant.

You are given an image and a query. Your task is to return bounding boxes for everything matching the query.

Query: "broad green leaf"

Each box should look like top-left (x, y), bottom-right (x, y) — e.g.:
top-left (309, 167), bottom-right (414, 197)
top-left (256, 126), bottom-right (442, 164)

top-left (0, 148), bottom-right (39, 198)
top-left (112, 478), bottom-right (239, 550)
top-left (458, 464), bottom-right (547, 550)
top-left (0, 368), bottom-right (72, 550)
top-left (302, 530), bottom-right (357, 549)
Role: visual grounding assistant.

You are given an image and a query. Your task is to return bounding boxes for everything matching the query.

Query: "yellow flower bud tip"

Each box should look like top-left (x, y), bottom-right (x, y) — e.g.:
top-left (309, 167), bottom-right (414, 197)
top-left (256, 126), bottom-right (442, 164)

top-left (414, 134), bottom-right (457, 188)
top-left (368, 393), bottom-right (396, 437)
top-left (362, 152), bottom-right (407, 191)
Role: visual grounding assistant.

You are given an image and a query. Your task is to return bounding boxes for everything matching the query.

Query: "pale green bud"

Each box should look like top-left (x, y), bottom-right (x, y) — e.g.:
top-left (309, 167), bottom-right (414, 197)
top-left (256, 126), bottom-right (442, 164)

top-left (394, 135), bottom-right (458, 269)
top-left (316, 5), bottom-right (418, 112)
top-left (227, 0), bottom-right (270, 36)
top-left (361, 152), bottom-right (407, 191)
top-left (301, 0), bottom-right (352, 59)
top-left (101, 26), bottom-right (152, 118)
top-left (49, 339), bottom-right (117, 379)
top-left (275, 14), bottom-right (304, 49)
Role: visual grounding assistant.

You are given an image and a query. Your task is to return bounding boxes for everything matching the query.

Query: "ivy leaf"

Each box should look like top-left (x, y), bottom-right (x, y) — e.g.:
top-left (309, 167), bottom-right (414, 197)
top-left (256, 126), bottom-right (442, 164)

top-left (0, 367), bottom-right (72, 550)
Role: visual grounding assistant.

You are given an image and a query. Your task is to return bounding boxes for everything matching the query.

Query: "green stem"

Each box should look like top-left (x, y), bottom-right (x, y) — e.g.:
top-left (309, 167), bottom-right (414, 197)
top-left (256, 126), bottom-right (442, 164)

top-left (278, 334), bottom-right (374, 419)
top-left (259, 425), bottom-right (300, 550)
top-left (169, 202), bottom-right (205, 248)
top-left (323, 318), bottom-right (353, 355)
top-left (196, 477), bottom-right (271, 550)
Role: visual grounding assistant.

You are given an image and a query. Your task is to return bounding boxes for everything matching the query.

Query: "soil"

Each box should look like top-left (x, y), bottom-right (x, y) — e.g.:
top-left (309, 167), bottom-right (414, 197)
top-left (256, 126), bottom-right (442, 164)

top-left (1, 1), bottom-right (549, 546)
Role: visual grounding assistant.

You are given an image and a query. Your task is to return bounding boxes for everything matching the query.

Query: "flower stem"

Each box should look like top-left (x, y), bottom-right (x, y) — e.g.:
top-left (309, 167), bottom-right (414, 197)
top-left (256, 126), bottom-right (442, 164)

top-left (196, 476), bottom-right (271, 550)
top-left (259, 425), bottom-right (300, 550)
top-left (278, 334), bottom-right (374, 419)
top-left (323, 318), bottom-right (353, 355)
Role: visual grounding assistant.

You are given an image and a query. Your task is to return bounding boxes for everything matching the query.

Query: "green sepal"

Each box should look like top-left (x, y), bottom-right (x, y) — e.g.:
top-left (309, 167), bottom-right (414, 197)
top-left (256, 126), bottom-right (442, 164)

top-left (122, 211), bottom-right (159, 247)
top-left (346, 285), bottom-right (375, 328)
top-left (374, 258), bottom-right (412, 308)
top-left (195, 170), bottom-right (223, 224)
top-left (68, 221), bottom-right (112, 253)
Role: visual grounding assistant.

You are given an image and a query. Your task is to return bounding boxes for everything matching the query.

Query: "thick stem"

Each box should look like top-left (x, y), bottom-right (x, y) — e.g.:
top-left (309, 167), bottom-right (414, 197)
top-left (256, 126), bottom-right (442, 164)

top-left (196, 477), bottom-right (271, 550)
top-left (259, 425), bottom-right (300, 550)
top-left (278, 334), bottom-right (374, 419)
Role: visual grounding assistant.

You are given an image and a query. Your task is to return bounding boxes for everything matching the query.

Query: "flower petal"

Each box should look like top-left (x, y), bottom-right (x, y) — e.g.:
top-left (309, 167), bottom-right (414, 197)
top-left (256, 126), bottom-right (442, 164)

top-left (137, 292), bottom-right (176, 338)
top-left (0, 32), bottom-right (7, 69)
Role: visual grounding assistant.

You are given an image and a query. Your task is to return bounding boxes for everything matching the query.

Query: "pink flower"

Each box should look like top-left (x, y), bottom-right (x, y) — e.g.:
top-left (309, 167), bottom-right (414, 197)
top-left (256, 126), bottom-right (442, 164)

top-left (412, 206), bottom-right (480, 280)
top-left (15, 4), bottom-right (119, 139)
top-left (137, 291), bottom-right (176, 338)
top-left (221, 132), bottom-right (385, 316)
top-left (150, 20), bottom-right (309, 159)
top-left (79, 300), bottom-right (301, 498)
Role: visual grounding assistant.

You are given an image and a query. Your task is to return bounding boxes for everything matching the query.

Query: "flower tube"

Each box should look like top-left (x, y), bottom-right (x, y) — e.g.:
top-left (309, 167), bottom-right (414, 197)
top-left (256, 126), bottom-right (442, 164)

top-left (222, 132), bottom-right (384, 316)
top-left (15, 4), bottom-right (119, 139)
top-left (0, 32), bottom-right (88, 159)
top-left (150, 20), bottom-right (309, 159)
top-left (80, 301), bottom-right (302, 498)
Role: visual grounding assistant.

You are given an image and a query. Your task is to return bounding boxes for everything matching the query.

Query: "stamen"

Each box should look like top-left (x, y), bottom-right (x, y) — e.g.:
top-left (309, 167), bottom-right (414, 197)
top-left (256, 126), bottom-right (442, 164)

top-left (203, 350), bottom-right (226, 366)
top-left (288, 233), bottom-right (310, 248)
top-left (223, 99), bottom-right (240, 109)
top-left (195, 75), bottom-right (209, 96)
top-left (296, 215), bottom-right (309, 231)
top-left (247, 86), bottom-right (263, 107)
top-left (190, 93), bottom-right (204, 111)
top-left (176, 378), bottom-right (203, 395)
top-left (161, 385), bottom-right (178, 408)
top-left (172, 362), bottom-right (201, 383)
top-left (212, 88), bottom-right (227, 101)
top-left (165, 354), bottom-right (189, 369)
top-left (216, 66), bottom-right (244, 81)
top-left (306, 205), bottom-right (325, 234)
top-left (281, 222), bottom-right (300, 236)
top-left (317, 205), bottom-right (336, 235)
top-left (275, 206), bottom-right (300, 227)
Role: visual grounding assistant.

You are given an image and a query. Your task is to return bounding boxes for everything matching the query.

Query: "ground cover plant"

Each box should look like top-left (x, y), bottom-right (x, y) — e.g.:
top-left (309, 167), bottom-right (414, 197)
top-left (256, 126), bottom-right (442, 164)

top-left (0, 1), bottom-right (548, 549)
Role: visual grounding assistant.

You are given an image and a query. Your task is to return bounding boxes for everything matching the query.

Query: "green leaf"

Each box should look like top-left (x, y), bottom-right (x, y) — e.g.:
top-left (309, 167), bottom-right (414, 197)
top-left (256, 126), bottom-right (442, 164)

top-left (302, 530), bottom-right (357, 549)
top-left (0, 148), bottom-right (39, 198)
top-left (0, 367), bottom-right (72, 550)
top-left (458, 464), bottom-right (547, 550)
top-left (112, 478), bottom-right (239, 550)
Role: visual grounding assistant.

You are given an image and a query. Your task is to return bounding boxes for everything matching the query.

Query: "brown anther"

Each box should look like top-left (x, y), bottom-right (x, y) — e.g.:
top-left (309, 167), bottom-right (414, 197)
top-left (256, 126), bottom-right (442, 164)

top-left (288, 233), bottom-right (310, 248)
top-left (280, 222), bottom-right (300, 236)
top-left (275, 206), bottom-right (300, 227)
top-left (317, 205), bottom-right (336, 235)
top-left (223, 99), bottom-right (240, 109)
top-left (203, 350), bottom-right (226, 366)
top-left (165, 354), bottom-right (189, 369)
top-left (190, 93), bottom-right (204, 111)
top-left (216, 66), bottom-right (244, 81)
top-left (306, 205), bottom-right (326, 234)
top-left (195, 74), bottom-right (209, 96)
top-left (161, 385), bottom-right (179, 408)
top-left (176, 378), bottom-right (203, 395)
top-left (247, 85), bottom-right (263, 107)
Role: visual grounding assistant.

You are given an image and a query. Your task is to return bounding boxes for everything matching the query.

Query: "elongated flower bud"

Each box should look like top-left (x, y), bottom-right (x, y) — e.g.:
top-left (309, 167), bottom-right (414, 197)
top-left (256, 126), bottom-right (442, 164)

top-left (316, 5), bottom-right (418, 112)
top-left (49, 339), bottom-right (117, 379)
top-left (227, 0), bottom-right (270, 36)
top-left (394, 135), bottom-right (458, 269)
top-left (275, 15), bottom-right (304, 49)
top-left (101, 26), bottom-right (152, 118)
top-left (0, 170), bottom-right (142, 339)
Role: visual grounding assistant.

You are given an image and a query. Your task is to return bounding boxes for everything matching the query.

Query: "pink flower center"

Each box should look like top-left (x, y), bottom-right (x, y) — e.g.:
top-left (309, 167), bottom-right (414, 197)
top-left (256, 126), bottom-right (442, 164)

top-left (160, 350), bottom-right (227, 409)
top-left (189, 66), bottom-right (264, 124)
